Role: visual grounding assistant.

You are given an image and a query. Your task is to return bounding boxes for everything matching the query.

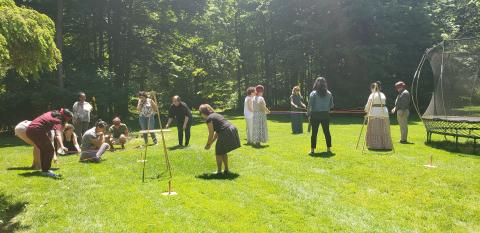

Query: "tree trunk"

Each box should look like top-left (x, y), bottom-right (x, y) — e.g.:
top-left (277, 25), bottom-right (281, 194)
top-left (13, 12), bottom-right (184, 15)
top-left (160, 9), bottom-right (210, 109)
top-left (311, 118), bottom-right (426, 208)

top-left (234, 5), bottom-right (243, 111)
top-left (55, 0), bottom-right (64, 88)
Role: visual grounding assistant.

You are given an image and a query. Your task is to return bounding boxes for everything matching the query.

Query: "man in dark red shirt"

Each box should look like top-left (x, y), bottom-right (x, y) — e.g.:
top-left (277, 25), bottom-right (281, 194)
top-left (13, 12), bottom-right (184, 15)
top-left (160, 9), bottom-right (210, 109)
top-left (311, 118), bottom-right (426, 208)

top-left (26, 109), bottom-right (73, 177)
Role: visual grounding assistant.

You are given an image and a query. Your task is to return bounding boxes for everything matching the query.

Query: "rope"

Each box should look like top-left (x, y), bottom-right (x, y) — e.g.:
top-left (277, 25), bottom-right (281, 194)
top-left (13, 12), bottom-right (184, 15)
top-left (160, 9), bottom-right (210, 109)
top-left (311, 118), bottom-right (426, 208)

top-left (269, 111), bottom-right (308, 115)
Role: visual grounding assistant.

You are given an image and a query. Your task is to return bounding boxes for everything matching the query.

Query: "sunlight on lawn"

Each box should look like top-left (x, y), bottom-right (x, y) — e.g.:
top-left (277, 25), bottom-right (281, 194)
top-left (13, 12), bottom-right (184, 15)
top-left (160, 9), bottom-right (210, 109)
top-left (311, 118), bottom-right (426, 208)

top-left (0, 116), bottom-right (479, 232)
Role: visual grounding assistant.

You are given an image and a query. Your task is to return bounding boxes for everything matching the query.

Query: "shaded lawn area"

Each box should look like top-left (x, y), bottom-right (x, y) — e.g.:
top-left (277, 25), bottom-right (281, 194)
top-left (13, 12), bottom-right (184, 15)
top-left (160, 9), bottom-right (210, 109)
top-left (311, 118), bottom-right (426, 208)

top-left (0, 116), bottom-right (479, 232)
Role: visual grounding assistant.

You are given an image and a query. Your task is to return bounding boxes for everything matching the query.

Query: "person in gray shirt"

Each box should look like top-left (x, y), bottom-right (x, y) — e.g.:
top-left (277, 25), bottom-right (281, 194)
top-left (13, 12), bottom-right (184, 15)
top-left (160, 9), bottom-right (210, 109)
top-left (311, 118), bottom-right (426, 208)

top-left (308, 77), bottom-right (334, 155)
top-left (80, 120), bottom-right (110, 162)
top-left (391, 81), bottom-right (411, 143)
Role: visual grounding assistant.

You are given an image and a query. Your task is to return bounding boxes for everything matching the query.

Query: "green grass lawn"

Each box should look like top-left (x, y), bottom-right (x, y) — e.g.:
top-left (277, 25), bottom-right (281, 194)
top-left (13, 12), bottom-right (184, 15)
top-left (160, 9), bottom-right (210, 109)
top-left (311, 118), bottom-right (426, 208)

top-left (1, 115), bottom-right (479, 232)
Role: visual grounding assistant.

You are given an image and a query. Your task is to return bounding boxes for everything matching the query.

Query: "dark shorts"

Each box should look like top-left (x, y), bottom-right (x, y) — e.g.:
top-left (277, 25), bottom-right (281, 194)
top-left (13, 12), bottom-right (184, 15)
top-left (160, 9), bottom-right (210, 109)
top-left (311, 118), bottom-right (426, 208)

top-left (216, 125), bottom-right (241, 155)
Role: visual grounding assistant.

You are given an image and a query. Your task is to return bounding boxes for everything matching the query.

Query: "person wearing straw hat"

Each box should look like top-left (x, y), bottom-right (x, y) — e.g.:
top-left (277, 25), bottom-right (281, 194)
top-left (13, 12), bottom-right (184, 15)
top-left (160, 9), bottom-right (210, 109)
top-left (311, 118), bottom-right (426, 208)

top-left (391, 81), bottom-right (411, 143)
top-left (199, 104), bottom-right (241, 175)
top-left (290, 86), bottom-right (307, 134)
top-left (364, 81), bottom-right (393, 150)
top-left (252, 85), bottom-right (270, 147)
top-left (308, 77), bottom-right (334, 155)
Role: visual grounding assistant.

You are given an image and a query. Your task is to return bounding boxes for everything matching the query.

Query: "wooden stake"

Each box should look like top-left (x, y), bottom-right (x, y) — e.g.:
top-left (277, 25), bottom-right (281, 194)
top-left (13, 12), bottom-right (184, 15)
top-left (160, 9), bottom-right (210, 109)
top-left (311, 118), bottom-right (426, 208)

top-left (424, 154), bottom-right (436, 168)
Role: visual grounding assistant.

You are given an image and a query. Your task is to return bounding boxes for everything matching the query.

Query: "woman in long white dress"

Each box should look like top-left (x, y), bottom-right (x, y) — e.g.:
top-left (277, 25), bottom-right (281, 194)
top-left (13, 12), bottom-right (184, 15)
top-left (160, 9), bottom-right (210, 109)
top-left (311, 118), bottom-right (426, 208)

top-left (252, 85), bottom-right (270, 146)
top-left (244, 87), bottom-right (256, 144)
top-left (364, 82), bottom-right (393, 150)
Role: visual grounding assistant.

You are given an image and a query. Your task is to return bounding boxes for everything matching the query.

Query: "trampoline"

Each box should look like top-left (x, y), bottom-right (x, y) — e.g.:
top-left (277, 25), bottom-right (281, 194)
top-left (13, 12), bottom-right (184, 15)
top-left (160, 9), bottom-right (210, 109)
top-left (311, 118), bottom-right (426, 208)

top-left (412, 38), bottom-right (480, 152)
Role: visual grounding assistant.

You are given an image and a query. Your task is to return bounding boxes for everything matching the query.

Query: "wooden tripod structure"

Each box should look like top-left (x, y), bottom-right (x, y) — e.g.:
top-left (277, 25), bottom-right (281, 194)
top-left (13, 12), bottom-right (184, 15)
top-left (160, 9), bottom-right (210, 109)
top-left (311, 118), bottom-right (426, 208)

top-left (139, 91), bottom-right (176, 196)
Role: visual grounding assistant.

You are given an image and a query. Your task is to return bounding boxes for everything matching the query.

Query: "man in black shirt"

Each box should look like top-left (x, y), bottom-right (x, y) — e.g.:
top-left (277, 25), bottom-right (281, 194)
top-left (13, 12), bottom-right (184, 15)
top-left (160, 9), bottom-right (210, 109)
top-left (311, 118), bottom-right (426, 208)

top-left (166, 96), bottom-right (192, 146)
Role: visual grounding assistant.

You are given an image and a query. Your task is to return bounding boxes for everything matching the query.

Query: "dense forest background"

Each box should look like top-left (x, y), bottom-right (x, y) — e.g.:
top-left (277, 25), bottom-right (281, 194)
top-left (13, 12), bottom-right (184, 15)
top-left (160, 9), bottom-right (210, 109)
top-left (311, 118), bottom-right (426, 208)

top-left (1, 0), bottom-right (480, 130)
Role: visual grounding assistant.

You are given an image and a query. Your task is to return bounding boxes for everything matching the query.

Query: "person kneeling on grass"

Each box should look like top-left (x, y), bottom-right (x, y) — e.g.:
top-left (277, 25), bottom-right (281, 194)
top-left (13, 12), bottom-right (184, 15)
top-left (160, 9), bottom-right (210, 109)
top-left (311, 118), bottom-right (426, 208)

top-left (199, 104), bottom-right (241, 175)
top-left (107, 117), bottom-right (129, 150)
top-left (61, 124), bottom-right (81, 154)
top-left (80, 120), bottom-right (110, 163)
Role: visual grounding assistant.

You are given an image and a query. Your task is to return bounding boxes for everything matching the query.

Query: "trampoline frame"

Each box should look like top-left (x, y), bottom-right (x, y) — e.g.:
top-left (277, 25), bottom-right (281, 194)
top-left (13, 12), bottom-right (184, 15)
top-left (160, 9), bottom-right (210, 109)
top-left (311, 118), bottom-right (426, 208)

top-left (412, 38), bottom-right (480, 153)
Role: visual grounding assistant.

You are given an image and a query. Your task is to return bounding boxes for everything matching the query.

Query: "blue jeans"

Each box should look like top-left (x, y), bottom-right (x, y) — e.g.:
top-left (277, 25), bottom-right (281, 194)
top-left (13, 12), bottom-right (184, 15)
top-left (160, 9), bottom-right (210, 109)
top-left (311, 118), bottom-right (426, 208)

top-left (139, 116), bottom-right (157, 144)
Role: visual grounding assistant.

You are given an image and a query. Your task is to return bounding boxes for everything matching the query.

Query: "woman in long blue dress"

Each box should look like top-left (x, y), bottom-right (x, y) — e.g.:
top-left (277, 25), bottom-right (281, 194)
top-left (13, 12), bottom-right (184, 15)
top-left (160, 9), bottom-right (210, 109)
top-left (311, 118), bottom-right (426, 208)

top-left (290, 86), bottom-right (306, 134)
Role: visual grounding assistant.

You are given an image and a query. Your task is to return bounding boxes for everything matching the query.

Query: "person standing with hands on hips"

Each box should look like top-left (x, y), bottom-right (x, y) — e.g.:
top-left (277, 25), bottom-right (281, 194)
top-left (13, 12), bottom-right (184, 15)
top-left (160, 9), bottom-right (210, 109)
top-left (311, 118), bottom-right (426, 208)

top-left (72, 92), bottom-right (93, 139)
top-left (166, 96), bottom-right (192, 147)
top-left (391, 81), bottom-right (411, 143)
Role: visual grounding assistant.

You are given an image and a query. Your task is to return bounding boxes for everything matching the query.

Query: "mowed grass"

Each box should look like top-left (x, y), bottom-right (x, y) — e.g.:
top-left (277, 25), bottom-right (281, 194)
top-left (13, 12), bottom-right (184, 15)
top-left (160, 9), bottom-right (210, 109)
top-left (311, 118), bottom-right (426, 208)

top-left (1, 115), bottom-right (479, 232)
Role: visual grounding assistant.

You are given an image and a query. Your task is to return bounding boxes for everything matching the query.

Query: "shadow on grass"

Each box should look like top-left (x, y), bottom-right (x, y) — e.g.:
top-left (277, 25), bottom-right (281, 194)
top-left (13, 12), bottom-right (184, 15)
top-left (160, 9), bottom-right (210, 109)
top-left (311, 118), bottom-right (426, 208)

top-left (400, 141), bottom-right (415, 145)
top-left (196, 172), bottom-right (240, 180)
top-left (425, 140), bottom-right (479, 156)
top-left (17, 171), bottom-right (63, 179)
top-left (0, 194), bottom-right (29, 233)
top-left (242, 143), bottom-right (269, 149)
top-left (134, 144), bottom-right (159, 149)
top-left (7, 167), bottom-right (58, 171)
top-left (309, 152), bottom-right (336, 158)
top-left (251, 144), bottom-right (269, 149)
top-left (168, 145), bottom-right (185, 151)
top-left (366, 149), bottom-right (394, 154)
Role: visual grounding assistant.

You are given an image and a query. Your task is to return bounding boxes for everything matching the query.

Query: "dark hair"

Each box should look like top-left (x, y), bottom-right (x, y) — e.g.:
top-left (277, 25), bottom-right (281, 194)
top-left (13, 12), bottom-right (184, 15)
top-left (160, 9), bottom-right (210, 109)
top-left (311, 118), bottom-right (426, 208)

top-left (313, 77), bottom-right (328, 96)
top-left (138, 91), bottom-right (148, 98)
top-left (371, 81), bottom-right (382, 91)
top-left (199, 104), bottom-right (215, 115)
top-left (51, 108), bottom-right (73, 123)
top-left (95, 119), bottom-right (108, 129)
top-left (246, 87), bottom-right (255, 96)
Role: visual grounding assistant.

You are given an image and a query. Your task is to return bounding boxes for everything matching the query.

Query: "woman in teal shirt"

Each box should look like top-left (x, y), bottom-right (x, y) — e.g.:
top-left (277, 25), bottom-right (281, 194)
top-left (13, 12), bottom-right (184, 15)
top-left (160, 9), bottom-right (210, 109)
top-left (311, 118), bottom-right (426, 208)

top-left (308, 77), bottom-right (334, 154)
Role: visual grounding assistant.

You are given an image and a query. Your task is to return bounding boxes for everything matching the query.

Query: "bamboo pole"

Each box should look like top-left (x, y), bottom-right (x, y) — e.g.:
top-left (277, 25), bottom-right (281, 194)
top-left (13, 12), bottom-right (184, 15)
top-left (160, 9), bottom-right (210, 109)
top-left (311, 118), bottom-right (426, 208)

top-left (150, 91), bottom-right (176, 195)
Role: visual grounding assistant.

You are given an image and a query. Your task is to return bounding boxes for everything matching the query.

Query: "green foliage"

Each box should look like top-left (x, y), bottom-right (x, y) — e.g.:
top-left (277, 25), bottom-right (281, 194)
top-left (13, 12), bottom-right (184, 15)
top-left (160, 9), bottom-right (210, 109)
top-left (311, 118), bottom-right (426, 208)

top-left (429, 0), bottom-right (480, 38)
top-left (0, 0), bottom-right (60, 77)
top-left (1, 0), bottom-right (480, 130)
top-left (1, 117), bottom-right (480, 232)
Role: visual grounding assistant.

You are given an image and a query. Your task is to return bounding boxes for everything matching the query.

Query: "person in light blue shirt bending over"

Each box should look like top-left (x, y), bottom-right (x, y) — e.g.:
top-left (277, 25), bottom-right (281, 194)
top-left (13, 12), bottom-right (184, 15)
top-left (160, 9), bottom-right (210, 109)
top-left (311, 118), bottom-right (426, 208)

top-left (308, 77), bottom-right (334, 155)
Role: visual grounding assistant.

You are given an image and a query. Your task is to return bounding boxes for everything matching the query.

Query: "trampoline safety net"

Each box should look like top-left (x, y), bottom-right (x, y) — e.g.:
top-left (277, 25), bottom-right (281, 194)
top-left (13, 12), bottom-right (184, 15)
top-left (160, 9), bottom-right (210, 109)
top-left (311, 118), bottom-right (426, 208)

top-left (417, 39), bottom-right (480, 139)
